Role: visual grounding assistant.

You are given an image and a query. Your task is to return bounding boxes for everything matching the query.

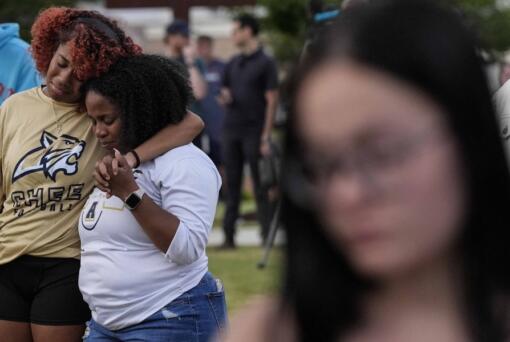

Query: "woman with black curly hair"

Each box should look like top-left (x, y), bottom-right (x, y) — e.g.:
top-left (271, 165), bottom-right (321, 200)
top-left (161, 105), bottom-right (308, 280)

top-left (80, 54), bottom-right (225, 342)
top-left (0, 7), bottom-right (202, 342)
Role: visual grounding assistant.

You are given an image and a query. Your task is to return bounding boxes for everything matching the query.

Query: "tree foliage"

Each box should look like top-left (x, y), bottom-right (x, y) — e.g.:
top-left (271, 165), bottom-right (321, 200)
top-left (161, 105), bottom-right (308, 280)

top-left (258, 0), bottom-right (309, 66)
top-left (454, 0), bottom-right (510, 54)
top-left (0, 0), bottom-right (76, 41)
top-left (259, 0), bottom-right (510, 65)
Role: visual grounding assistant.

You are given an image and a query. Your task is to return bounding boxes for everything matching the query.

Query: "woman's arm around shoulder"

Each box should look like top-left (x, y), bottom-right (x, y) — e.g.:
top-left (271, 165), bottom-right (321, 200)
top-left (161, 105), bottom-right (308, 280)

top-left (129, 110), bottom-right (204, 166)
top-left (95, 111), bottom-right (204, 187)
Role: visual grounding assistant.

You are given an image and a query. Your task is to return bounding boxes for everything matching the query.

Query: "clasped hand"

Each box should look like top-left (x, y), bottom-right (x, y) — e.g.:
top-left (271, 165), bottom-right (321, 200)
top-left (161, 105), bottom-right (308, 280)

top-left (94, 149), bottom-right (139, 200)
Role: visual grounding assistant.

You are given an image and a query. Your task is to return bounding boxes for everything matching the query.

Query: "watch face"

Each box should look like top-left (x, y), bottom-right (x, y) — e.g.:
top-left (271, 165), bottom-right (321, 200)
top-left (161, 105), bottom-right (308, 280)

top-left (125, 193), bottom-right (141, 209)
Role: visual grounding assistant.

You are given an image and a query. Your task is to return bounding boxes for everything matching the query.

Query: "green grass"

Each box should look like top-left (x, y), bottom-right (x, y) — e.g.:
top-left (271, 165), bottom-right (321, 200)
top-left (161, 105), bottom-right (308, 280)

top-left (207, 247), bottom-right (282, 314)
top-left (213, 199), bottom-right (257, 228)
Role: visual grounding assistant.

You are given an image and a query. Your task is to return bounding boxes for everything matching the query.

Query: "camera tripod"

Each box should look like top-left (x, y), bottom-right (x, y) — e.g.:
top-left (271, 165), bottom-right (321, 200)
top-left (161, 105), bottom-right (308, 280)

top-left (257, 200), bottom-right (282, 269)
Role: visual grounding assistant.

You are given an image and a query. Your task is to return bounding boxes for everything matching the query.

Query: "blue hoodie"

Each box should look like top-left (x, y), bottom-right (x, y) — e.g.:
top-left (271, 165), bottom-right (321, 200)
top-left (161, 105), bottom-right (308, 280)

top-left (0, 23), bottom-right (41, 105)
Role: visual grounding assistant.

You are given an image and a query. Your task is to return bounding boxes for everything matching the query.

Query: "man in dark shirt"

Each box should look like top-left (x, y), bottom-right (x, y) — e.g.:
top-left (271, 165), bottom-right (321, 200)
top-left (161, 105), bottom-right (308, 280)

top-left (220, 14), bottom-right (279, 248)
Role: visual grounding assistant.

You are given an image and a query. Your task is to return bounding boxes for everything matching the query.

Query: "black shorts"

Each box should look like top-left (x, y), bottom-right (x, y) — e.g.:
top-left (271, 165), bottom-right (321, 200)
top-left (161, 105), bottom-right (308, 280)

top-left (0, 255), bottom-right (91, 325)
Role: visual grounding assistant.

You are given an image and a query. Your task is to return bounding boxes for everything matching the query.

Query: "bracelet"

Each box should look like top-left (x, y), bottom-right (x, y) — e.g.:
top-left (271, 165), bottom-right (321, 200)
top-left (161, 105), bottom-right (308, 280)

top-left (129, 150), bottom-right (141, 168)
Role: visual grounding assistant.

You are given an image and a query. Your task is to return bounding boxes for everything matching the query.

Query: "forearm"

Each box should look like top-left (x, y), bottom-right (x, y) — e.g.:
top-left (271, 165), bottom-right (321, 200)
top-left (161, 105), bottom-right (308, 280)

top-left (262, 109), bottom-right (275, 140)
top-left (133, 111), bottom-right (204, 163)
top-left (189, 66), bottom-right (207, 100)
top-left (107, 152), bottom-right (215, 262)
top-left (262, 95), bottom-right (278, 140)
top-left (131, 195), bottom-right (180, 253)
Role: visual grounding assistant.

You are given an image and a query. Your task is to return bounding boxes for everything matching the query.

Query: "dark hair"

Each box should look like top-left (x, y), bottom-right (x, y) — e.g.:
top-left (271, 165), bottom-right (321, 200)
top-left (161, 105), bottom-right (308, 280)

top-left (165, 19), bottom-right (190, 38)
top-left (31, 7), bottom-right (142, 81)
top-left (83, 54), bottom-right (192, 151)
top-left (282, 1), bottom-right (510, 341)
top-left (235, 13), bottom-right (259, 36)
top-left (197, 35), bottom-right (213, 44)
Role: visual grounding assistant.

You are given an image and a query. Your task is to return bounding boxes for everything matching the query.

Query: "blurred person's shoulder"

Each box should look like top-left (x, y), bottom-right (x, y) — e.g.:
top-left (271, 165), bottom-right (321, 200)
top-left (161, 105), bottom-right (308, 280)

top-left (258, 47), bottom-right (277, 65)
top-left (493, 81), bottom-right (510, 146)
top-left (225, 53), bottom-right (243, 69)
top-left (2, 36), bottom-right (30, 56)
top-left (220, 296), bottom-right (298, 342)
top-left (494, 80), bottom-right (510, 116)
top-left (1, 87), bottom-right (39, 110)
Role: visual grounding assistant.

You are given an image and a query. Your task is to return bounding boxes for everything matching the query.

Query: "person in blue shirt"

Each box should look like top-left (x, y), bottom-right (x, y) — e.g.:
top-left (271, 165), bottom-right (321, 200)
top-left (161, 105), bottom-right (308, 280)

top-left (164, 20), bottom-right (208, 150)
top-left (197, 35), bottom-right (226, 168)
top-left (0, 23), bottom-right (41, 104)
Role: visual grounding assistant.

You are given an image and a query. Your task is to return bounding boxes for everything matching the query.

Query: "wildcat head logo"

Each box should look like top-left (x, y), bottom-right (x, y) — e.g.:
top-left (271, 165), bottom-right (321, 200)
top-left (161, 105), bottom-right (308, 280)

top-left (12, 131), bottom-right (86, 183)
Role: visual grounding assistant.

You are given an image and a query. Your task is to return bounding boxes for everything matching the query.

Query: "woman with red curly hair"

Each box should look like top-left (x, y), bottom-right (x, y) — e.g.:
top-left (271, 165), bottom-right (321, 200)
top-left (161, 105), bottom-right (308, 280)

top-left (0, 7), bottom-right (203, 342)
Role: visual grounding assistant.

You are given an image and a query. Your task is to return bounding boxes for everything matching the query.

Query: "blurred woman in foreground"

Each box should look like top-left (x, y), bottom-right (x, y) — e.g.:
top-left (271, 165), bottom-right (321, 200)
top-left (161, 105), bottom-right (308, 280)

top-left (225, 0), bottom-right (510, 341)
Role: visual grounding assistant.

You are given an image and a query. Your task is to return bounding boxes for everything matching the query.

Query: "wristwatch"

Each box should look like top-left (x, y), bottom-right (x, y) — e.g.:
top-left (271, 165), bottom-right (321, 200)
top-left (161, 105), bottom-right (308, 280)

top-left (124, 188), bottom-right (145, 210)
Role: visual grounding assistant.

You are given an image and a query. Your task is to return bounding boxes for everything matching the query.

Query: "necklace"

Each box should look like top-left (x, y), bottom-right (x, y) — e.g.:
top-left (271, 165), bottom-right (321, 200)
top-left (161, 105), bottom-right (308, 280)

top-left (50, 101), bottom-right (64, 135)
top-left (43, 86), bottom-right (64, 135)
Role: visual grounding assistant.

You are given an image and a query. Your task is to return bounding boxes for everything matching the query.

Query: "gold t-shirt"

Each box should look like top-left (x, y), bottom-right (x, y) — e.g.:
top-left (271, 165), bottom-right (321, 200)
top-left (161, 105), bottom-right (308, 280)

top-left (0, 87), bottom-right (105, 264)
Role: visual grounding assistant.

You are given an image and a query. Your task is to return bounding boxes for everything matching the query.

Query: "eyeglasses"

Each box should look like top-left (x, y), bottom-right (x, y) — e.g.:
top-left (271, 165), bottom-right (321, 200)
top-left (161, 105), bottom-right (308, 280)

top-left (284, 127), bottom-right (451, 207)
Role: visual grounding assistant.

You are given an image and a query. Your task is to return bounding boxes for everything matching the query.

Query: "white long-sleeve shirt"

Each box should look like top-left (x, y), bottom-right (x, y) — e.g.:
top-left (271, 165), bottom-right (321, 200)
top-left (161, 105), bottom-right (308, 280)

top-left (78, 143), bottom-right (221, 330)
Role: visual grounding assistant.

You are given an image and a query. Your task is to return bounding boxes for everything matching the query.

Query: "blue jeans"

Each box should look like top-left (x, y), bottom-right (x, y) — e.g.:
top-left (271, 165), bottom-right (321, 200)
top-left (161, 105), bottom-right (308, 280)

top-left (84, 272), bottom-right (227, 342)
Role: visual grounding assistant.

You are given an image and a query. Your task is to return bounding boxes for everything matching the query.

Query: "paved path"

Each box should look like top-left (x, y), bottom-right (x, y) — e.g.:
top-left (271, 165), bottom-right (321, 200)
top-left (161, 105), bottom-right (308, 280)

top-left (208, 225), bottom-right (285, 247)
